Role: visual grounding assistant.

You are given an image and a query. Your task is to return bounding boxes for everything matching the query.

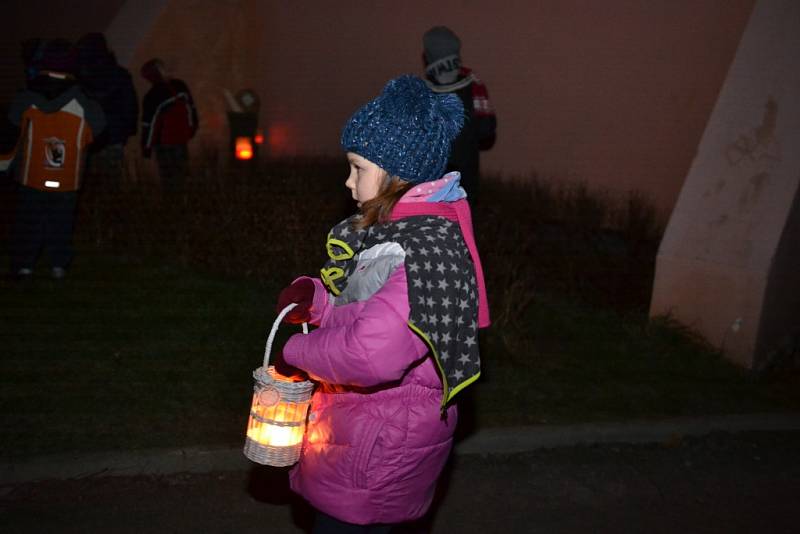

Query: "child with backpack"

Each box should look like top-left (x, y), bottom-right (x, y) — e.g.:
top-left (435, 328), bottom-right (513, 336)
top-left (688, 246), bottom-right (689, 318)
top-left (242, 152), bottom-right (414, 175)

top-left (3, 39), bottom-right (105, 280)
top-left (140, 58), bottom-right (198, 193)
top-left (275, 75), bottom-right (490, 532)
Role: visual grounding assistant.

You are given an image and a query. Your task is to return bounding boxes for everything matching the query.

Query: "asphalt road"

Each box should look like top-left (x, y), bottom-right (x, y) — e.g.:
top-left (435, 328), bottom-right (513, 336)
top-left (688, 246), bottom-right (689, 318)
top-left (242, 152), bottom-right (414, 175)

top-left (2, 430), bottom-right (798, 534)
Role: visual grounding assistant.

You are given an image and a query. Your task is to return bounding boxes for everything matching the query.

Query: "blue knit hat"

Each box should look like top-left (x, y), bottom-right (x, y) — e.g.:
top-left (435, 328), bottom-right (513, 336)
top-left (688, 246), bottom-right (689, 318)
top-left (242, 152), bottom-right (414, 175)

top-left (341, 75), bottom-right (464, 184)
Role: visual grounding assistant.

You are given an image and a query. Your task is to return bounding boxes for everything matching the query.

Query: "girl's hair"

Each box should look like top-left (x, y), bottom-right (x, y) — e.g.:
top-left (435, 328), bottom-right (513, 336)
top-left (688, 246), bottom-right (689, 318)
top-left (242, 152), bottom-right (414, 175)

top-left (353, 175), bottom-right (414, 230)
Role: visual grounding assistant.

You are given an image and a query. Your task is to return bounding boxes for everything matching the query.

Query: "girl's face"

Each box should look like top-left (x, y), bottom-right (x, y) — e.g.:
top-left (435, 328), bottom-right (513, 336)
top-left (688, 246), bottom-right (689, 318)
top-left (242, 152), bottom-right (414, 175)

top-left (345, 152), bottom-right (387, 207)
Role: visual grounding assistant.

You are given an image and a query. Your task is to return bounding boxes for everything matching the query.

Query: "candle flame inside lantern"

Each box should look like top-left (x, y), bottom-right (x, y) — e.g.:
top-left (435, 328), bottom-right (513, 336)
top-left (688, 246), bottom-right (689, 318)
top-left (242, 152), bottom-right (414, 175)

top-left (246, 370), bottom-right (311, 449)
top-left (246, 401), bottom-right (307, 447)
top-left (236, 136), bottom-right (253, 160)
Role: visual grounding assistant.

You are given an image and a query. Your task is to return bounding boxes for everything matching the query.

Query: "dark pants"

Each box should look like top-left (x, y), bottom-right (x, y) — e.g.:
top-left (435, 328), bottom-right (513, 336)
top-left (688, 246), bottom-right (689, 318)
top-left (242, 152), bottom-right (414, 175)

top-left (86, 143), bottom-right (125, 193)
top-left (313, 511), bottom-right (393, 534)
top-left (10, 185), bottom-right (78, 272)
top-left (155, 144), bottom-right (188, 193)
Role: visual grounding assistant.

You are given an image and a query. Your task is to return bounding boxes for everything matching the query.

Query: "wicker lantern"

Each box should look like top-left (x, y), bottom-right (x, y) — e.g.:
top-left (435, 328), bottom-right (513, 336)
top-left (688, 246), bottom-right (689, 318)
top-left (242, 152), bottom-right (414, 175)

top-left (244, 304), bottom-right (314, 467)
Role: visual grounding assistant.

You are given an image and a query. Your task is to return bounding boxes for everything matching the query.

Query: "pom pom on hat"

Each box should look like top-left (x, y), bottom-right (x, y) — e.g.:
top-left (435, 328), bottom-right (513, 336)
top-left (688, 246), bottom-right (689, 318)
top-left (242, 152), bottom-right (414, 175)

top-left (341, 75), bottom-right (464, 184)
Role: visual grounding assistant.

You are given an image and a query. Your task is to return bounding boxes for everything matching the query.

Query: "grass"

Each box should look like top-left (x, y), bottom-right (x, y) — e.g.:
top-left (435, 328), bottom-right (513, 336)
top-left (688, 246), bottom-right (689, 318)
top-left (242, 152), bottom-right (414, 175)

top-left (0, 251), bottom-right (293, 459)
top-left (1, 157), bottom-right (797, 459)
top-left (2, 253), bottom-right (796, 460)
top-left (471, 296), bottom-right (799, 428)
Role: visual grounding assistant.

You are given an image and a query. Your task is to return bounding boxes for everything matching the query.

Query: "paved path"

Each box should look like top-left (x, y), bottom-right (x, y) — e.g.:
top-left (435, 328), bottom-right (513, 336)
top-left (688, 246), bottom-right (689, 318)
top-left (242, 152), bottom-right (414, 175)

top-left (2, 429), bottom-right (799, 533)
top-left (3, 413), bottom-right (800, 484)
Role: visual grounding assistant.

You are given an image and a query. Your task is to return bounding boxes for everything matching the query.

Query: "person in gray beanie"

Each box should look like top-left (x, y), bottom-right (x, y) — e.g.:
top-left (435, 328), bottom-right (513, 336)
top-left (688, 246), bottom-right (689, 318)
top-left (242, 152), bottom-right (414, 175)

top-left (423, 26), bottom-right (497, 202)
top-left (273, 75), bottom-right (490, 532)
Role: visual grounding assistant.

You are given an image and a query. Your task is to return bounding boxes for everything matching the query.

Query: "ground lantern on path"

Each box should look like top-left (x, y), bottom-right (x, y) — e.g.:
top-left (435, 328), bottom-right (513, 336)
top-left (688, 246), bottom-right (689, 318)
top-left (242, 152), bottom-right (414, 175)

top-left (244, 305), bottom-right (313, 467)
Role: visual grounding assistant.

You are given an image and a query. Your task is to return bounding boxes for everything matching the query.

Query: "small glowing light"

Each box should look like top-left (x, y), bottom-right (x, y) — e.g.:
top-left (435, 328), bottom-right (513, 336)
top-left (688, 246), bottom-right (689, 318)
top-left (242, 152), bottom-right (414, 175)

top-left (45, 181), bottom-right (61, 188)
top-left (235, 137), bottom-right (253, 160)
top-left (254, 129), bottom-right (265, 145)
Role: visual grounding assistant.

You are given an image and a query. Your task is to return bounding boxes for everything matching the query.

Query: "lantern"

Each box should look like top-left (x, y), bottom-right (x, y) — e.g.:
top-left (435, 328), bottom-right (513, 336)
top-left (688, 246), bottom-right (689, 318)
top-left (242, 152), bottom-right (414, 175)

top-left (235, 136), bottom-right (253, 160)
top-left (244, 304), bottom-right (314, 467)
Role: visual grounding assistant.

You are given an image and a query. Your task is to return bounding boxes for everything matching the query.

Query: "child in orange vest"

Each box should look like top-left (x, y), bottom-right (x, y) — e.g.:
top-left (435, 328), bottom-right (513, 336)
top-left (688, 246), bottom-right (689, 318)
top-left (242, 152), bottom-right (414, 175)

top-left (2, 39), bottom-right (105, 280)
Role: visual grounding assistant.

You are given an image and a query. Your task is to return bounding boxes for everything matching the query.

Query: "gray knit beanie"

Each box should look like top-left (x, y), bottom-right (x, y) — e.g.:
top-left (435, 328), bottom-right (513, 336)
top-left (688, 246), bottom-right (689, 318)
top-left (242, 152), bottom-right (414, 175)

top-left (423, 26), bottom-right (461, 64)
top-left (340, 75), bottom-right (464, 184)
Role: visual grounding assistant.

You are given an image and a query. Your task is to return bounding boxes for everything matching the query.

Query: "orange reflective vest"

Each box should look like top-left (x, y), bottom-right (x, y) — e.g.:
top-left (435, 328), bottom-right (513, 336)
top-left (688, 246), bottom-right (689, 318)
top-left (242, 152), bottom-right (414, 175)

top-left (5, 82), bottom-right (105, 192)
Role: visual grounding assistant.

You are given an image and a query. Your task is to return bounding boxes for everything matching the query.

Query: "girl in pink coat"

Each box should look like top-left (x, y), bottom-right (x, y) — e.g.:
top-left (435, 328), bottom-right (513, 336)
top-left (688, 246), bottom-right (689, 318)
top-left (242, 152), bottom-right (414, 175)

top-left (278, 75), bottom-right (490, 533)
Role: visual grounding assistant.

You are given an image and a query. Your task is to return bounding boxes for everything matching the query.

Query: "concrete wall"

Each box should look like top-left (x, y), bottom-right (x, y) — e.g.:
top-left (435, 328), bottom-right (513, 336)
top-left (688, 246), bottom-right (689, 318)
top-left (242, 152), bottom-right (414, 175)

top-left (127, 0), bottom-right (267, 157)
top-left (1, 1), bottom-right (126, 104)
top-left (0, 0), bottom-right (127, 157)
top-left (2, 1), bottom-right (755, 217)
top-left (650, 0), bottom-right (800, 368)
top-left (253, 1), bottom-right (754, 218)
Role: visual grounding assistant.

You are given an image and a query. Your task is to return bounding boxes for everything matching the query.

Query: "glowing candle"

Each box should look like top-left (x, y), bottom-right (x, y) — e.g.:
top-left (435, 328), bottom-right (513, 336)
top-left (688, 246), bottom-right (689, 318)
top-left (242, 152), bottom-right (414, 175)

top-left (235, 136), bottom-right (253, 160)
top-left (244, 366), bottom-right (313, 466)
top-left (246, 394), bottom-right (308, 447)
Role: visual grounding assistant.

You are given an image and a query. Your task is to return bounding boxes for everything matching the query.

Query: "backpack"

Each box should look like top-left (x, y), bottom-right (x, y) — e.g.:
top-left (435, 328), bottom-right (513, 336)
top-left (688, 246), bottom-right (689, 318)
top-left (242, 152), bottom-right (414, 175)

top-left (153, 82), bottom-right (195, 146)
top-left (14, 98), bottom-right (94, 192)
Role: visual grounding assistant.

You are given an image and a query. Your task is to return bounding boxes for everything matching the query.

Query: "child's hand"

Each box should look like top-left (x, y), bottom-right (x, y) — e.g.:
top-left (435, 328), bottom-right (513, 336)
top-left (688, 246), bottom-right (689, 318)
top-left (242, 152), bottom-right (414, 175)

top-left (276, 278), bottom-right (315, 324)
top-left (273, 348), bottom-right (309, 382)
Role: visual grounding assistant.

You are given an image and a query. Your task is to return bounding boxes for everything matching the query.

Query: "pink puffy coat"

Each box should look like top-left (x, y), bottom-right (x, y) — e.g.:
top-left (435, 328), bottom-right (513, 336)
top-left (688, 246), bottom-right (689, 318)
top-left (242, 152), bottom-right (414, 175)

top-left (282, 173), bottom-right (489, 525)
top-left (282, 266), bottom-right (458, 525)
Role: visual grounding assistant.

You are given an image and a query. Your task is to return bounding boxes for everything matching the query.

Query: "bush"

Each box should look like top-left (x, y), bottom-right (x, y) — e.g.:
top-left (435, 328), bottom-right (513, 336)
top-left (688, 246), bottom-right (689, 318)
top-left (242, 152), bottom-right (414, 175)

top-left (78, 155), bottom-right (352, 284)
top-left (80, 157), bottom-right (663, 308)
top-left (77, 154), bottom-right (665, 368)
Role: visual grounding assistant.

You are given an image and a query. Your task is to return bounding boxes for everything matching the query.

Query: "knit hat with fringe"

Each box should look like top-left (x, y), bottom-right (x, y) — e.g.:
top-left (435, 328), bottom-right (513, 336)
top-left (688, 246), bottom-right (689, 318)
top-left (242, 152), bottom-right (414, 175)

top-left (341, 75), bottom-right (464, 184)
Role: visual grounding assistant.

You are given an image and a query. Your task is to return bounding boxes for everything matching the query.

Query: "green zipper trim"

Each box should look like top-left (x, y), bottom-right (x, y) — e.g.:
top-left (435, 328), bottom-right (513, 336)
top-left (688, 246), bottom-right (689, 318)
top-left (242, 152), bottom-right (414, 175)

top-left (407, 321), bottom-right (480, 410)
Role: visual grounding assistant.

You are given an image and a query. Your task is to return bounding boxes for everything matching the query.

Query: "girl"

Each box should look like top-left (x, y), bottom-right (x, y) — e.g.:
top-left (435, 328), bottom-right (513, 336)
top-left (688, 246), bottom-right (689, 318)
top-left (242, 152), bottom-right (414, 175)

top-left (278, 75), bottom-right (490, 533)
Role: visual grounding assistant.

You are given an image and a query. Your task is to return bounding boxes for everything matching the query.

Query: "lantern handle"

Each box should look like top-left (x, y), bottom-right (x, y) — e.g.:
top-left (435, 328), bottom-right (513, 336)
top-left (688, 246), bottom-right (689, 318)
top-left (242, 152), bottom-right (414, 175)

top-left (264, 303), bottom-right (309, 368)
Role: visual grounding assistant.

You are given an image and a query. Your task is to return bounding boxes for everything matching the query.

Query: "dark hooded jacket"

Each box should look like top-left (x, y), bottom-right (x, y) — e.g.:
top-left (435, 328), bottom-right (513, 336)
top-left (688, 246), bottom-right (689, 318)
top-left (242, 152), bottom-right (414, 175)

top-left (425, 67), bottom-right (496, 202)
top-left (140, 78), bottom-right (198, 154)
top-left (76, 41), bottom-right (138, 150)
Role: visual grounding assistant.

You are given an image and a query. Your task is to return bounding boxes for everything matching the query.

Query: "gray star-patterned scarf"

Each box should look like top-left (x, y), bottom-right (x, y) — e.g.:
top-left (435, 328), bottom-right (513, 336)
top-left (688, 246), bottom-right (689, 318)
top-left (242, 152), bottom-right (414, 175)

top-left (320, 214), bottom-right (480, 406)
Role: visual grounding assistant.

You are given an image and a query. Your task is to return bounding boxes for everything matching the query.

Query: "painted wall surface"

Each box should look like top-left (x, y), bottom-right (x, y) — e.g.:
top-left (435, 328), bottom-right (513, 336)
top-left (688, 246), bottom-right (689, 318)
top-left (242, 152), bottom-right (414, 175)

top-left (252, 0), bottom-right (754, 217)
top-left (128, 0), bottom-right (267, 158)
top-left (650, 0), bottom-right (800, 368)
top-left (3, 0), bottom-right (754, 216)
top-left (1, 0), bottom-right (126, 103)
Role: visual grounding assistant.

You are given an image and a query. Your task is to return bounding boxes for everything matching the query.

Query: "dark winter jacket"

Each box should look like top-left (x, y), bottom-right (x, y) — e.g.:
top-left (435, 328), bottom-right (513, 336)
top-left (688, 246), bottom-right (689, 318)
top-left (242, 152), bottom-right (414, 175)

top-left (77, 56), bottom-right (138, 149)
top-left (140, 79), bottom-right (198, 155)
top-left (426, 67), bottom-right (496, 201)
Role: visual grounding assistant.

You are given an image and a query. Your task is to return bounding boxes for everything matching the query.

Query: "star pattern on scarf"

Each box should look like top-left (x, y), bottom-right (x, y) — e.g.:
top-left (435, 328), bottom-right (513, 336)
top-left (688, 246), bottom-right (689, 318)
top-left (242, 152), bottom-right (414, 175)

top-left (325, 215), bottom-right (481, 401)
